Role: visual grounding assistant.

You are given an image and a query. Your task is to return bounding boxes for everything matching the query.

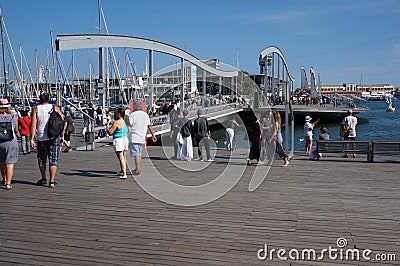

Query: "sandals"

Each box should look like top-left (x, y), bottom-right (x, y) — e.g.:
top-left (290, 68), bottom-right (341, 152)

top-left (133, 169), bottom-right (141, 176)
top-left (5, 184), bottom-right (12, 190)
top-left (37, 179), bottom-right (56, 188)
top-left (37, 179), bottom-right (47, 186)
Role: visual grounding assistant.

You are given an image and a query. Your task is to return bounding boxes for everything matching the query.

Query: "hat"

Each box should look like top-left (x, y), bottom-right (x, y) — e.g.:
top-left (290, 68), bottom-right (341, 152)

top-left (0, 99), bottom-right (10, 108)
top-left (304, 115), bottom-right (312, 122)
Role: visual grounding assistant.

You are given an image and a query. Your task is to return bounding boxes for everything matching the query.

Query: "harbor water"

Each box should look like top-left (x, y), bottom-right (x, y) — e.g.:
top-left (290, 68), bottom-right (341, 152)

top-left (212, 100), bottom-right (399, 152)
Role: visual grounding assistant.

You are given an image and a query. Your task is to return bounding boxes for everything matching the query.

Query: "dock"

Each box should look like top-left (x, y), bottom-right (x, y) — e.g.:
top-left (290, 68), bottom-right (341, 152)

top-left (0, 144), bottom-right (398, 265)
top-left (252, 104), bottom-right (370, 122)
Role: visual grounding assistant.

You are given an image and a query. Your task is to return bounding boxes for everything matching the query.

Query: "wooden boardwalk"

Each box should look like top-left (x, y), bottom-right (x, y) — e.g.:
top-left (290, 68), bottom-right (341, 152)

top-left (0, 143), bottom-right (399, 265)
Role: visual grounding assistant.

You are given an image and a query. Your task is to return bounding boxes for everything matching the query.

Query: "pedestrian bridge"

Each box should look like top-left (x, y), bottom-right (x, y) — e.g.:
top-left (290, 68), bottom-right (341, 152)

top-left (56, 34), bottom-right (296, 156)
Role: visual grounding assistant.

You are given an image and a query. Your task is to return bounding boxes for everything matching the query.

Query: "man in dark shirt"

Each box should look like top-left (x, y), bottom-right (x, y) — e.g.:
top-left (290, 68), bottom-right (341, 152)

top-left (193, 109), bottom-right (213, 161)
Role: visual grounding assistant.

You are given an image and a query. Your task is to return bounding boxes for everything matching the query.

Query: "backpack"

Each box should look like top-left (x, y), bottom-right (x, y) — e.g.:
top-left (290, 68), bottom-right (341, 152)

top-left (340, 123), bottom-right (349, 138)
top-left (0, 119), bottom-right (14, 142)
top-left (47, 105), bottom-right (65, 139)
top-left (66, 116), bottom-right (75, 134)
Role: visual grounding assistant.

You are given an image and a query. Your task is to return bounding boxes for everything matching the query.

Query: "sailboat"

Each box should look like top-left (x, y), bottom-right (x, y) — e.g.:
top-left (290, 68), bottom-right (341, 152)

top-left (386, 98), bottom-right (395, 112)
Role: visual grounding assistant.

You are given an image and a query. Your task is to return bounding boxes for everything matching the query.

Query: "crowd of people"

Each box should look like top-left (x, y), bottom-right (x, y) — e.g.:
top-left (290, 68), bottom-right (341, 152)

top-left (246, 111), bottom-right (290, 167)
top-left (0, 89), bottom-right (360, 191)
top-left (304, 109), bottom-right (358, 160)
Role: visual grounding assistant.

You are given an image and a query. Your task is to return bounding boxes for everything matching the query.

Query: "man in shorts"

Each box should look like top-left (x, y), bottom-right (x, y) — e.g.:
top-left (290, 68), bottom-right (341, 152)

top-left (128, 101), bottom-right (157, 175)
top-left (30, 92), bottom-right (65, 188)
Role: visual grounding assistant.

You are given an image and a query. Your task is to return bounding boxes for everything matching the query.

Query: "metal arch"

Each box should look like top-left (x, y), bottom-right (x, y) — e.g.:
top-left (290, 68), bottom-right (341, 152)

top-left (56, 34), bottom-right (238, 78)
top-left (259, 45), bottom-right (294, 82)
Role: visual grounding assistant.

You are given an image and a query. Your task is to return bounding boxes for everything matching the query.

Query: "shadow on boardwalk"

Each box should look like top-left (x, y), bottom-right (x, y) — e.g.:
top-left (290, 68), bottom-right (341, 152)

top-left (0, 144), bottom-right (399, 265)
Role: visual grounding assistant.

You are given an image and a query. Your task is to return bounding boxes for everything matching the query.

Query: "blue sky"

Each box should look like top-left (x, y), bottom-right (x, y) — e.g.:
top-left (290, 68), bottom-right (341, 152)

top-left (1, 0), bottom-right (399, 88)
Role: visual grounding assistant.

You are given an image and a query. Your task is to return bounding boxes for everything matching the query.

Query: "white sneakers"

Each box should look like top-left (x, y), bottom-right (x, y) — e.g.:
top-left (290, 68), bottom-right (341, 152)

top-left (117, 171), bottom-right (127, 179)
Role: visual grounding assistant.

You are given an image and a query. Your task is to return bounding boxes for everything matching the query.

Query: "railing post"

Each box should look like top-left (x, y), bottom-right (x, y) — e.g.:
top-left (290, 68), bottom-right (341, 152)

top-left (369, 141), bottom-right (374, 163)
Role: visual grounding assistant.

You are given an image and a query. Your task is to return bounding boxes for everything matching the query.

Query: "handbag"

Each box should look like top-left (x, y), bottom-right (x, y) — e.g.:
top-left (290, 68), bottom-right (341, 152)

top-left (0, 121), bottom-right (14, 142)
top-left (176, 132), bottom-right (183, 145)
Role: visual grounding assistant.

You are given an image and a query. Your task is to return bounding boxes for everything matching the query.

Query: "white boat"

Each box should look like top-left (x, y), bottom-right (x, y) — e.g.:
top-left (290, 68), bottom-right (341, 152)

top-left (386, 98), bottom-right (395, 112)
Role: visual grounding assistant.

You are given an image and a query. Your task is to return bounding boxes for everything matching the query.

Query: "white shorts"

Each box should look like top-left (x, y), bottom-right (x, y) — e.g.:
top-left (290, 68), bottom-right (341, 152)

top-left (113, 137), bottom-right (128, 152)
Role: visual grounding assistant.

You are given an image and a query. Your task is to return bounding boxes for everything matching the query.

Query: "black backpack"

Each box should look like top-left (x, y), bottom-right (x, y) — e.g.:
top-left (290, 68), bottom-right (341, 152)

top-left (47, 105), bottom-right (65, 139)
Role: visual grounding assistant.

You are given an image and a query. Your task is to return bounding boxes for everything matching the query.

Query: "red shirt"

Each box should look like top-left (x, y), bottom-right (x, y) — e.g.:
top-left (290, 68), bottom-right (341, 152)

top-left (18, 117), bottom-right (31, 136)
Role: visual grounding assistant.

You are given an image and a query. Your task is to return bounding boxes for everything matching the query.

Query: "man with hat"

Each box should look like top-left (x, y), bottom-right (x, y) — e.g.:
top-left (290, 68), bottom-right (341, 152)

top-left (303, 115), bottom-right (319, 153)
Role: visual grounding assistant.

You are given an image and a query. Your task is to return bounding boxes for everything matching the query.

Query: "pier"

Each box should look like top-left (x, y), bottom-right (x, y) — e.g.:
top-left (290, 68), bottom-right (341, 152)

top-left (253, 104), bottom-right (370, 122)
top-left (0, 144), bottom-right (398, 265)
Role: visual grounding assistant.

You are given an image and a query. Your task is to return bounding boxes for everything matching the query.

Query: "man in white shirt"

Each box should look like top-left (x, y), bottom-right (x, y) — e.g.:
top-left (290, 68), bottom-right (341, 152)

top-left (128, 101), bottom-right (157, 175)
top-left (342, 109), bottom-right (358, 158)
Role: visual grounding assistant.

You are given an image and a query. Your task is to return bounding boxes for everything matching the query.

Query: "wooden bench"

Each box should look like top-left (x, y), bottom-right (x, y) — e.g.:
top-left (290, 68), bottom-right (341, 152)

top-left (371, 141), bottom-right (400, 162)
top-left (316, 140), bottom-right (373, 162)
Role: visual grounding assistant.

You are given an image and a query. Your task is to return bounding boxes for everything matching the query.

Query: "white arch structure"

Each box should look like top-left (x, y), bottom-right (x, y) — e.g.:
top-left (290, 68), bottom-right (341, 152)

top-left (259, 45), bottom-right (295, 158)
top-left (259, 45), bottom-right (294, 82)
top-left (56, 34), bottom-right (239, 109)
top-left (56, 34), bottom-right (238, 78)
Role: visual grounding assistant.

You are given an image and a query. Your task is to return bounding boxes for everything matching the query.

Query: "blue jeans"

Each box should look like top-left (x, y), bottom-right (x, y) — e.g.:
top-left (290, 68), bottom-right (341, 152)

top-left (21, 135), bottom-right (31, 154)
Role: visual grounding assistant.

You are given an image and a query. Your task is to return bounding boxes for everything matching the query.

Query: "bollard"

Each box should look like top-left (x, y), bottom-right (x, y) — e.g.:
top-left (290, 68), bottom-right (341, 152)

top-left (85, 132), bottom-right (95, 151)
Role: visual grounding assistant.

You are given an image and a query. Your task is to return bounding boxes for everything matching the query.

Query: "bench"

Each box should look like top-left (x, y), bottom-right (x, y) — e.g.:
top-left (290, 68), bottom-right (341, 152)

top-left (371, 141), bottom-right (400, 162)
top-left (316, 140), bottom-right (373, 162)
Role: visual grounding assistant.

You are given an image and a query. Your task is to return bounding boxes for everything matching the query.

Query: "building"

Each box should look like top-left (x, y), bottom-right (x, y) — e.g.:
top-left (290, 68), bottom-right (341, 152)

top-left (320, 83), bottom-right (395, 99)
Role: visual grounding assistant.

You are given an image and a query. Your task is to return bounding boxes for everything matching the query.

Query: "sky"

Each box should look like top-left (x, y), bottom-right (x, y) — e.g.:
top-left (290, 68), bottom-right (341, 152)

top-left (0, 0), bottom-right (399, 88)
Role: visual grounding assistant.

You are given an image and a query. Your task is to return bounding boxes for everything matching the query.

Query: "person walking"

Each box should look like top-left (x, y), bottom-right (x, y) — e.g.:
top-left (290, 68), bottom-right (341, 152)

top-left (18, 110), bottom-right (31, 155)
top-left (128, 101), bottom-right (157, 175)
top-left (270, 111), bottom-right (289, 167)
top-left (169, 109), bottom-right (181, 158)
top-left (259, 111), bottom-right (274, 162)
top-left (62, 110), bottom-right (74, 153)
top-left (225, 118), bottom-right (240, 151)
top-left (342, 109), bottom-right (358, 158)
top-left (193, 109), bottom-right (213, 161)
top-left (14, 106), bottom-right (21, 120)
top-left (0, 99), bottom-right (19, 190)
top-left (303, 115), bottom-right (319, 153)
top-left (96, 106), bottom-right (106, 139)
top-left (247, 113), bottom-right (262, 165)
top-left (106, 107), bottom-right (129, 179)
top-left (30, 92), bottom-right (64, 188)
top-left (82, 108), bottom-right (91, 137)
top-left (176, 110), bottom-right (193, 161)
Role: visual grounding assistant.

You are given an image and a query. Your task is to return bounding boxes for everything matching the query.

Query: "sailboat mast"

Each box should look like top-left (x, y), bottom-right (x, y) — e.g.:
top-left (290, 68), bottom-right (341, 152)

top-left (98, 0), bottom-right (105, 108)
top-left (20, 45), bottom-right (25, 105)
top-left (0, 8), bottom-right (7, 97)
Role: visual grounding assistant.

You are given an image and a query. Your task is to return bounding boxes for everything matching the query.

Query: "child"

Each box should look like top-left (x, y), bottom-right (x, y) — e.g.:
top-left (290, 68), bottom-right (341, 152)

top-left (18, 110), bottom-right (31, 155)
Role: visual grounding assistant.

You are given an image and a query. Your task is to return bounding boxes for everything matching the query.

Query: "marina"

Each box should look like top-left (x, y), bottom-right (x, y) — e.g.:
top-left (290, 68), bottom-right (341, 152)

top-left (0, 1), bottom-right (399, 265)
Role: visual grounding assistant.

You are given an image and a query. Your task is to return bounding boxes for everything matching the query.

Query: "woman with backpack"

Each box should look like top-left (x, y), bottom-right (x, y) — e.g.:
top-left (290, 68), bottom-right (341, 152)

top-left (0, 99), bottom-right (19, 190)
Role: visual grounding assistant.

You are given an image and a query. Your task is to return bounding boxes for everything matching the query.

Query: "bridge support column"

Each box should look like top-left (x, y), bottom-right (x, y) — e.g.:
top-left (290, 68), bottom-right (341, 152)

top-left (98, 47), bottom-right (105, 109)
top-left (219, 76), bottom-right (222, 104)
top-left (203, 69), bottom-right (206, 107)
top-left (271, 53), bottom-right (275, 102)
top-left (180, 58), bottom-right (184, 112)
top-left (148, 50), bottom-right (154, 107)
